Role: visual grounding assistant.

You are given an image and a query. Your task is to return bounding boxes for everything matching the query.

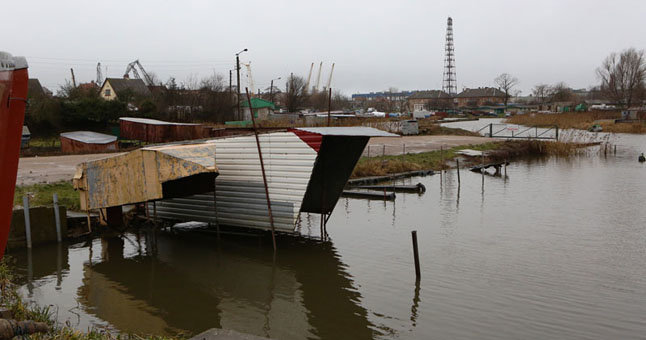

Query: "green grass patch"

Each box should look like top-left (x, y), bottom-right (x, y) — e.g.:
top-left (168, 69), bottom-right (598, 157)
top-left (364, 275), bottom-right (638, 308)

top-left (14, 181), bottom-right (80, 211)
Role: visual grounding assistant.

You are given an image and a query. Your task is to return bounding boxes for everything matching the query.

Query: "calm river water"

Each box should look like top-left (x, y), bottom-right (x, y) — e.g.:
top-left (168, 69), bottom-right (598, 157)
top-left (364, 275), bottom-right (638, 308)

top-left (9, 119), bottom-right (646, 339)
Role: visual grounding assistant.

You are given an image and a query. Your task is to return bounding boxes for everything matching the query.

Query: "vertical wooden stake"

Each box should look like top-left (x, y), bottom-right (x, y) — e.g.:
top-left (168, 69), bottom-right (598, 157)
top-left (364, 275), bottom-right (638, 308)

top-left (23, 196), bottom-right (32, 249)
top-left (53, 193), bottom-right (62, 242)
top-left (456, 159), bottom-right (460, 185)
top-left (382, 144), bottom-right (386, 157)
top-left (411, 230), bottom-right (421, 281)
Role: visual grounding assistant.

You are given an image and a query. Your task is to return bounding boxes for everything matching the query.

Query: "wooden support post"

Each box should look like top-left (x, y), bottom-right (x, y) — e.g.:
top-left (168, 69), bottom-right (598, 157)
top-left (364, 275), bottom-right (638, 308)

top-left (456, 159), bottom-right (460, 185)
top-left (614, 144), bottom-right (617, 155)
top-left (411, 230), bottom-right (421, 281)
top-left (23, 196), bottom-right (32, 248)
top-left (53, 193), bottom-right (62, 243)
top-left (382, 145), bottom-right (386, 157)
top-left (403, 143), bottom-right (406, 155)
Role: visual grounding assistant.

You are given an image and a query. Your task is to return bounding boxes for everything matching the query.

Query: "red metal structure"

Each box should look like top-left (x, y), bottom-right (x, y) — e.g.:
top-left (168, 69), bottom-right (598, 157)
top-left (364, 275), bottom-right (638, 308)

top-left (0, 52), bottom-right (28, 258)
top-left (119, 117), bottom-right (211, 143)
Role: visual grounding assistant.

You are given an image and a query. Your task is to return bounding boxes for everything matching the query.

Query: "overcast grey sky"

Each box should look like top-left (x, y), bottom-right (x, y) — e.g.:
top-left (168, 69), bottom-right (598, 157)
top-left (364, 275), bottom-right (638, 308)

top-left (3, 0), bottom-right (646, 95)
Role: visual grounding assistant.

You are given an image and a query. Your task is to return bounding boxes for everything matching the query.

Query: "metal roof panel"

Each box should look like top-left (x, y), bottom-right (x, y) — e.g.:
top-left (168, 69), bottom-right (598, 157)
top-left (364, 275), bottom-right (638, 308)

top-left (293, 127), bottom-right (398, 137)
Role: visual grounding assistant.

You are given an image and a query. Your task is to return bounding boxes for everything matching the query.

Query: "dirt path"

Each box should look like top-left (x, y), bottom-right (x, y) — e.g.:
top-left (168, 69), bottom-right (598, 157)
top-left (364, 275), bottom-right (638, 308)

top-left (17, 153), bottom-right (122, 186)
top-left (365, 135), bottom-right (494, 156)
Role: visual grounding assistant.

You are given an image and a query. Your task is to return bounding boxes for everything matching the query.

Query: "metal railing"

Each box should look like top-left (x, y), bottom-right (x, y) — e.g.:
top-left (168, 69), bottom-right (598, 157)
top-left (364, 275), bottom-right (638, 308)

top-left (476, 123), bottom-right (559, 140)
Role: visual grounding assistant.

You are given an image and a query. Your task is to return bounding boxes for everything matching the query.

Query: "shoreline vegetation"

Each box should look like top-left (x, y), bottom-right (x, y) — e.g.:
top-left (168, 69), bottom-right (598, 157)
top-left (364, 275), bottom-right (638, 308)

top-left (351, 139), bottom-right (595, 178)
top-left (506, 111), bottom-right (646, 134)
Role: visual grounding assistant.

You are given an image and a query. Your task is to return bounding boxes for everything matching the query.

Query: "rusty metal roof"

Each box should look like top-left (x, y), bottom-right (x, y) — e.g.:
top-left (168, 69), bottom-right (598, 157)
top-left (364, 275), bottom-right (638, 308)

top-left (293, 127), bottom-right (398, 137)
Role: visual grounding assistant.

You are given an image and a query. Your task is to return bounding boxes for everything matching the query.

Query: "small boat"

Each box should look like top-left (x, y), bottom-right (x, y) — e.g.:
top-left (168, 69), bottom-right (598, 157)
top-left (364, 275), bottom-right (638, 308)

top-left (0, 52), bottom-right (28, 258)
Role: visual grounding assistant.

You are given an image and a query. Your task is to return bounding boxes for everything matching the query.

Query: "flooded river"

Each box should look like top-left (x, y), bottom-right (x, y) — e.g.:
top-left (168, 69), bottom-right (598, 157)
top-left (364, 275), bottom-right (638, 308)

top-left (9, 119), bottom-right (646, 339)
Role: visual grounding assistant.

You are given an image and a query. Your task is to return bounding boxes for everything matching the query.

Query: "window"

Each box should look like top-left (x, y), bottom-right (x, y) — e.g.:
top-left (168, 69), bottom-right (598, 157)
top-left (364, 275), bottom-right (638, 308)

top-left (105, 89), bottom-right (111, 96)
top-left (414, 104), bottom-right (424, 112)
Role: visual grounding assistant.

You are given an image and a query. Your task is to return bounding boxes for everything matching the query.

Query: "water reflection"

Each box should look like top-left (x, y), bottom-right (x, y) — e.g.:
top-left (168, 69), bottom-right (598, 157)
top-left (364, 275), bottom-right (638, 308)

top-left (12, 231), bottom-right (376, 339)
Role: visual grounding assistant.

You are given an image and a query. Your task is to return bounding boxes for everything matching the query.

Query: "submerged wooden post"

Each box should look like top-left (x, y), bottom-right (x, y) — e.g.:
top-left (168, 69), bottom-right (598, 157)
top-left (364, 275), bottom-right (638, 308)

top-left (53, 193), bottom-right (62, 243)
top-left (23, 196), bottom-right (32, 249)
top-left (456, 159), bottom-right (460, 185)
top-left (614, 144), bottom-right (617, 155)
top-left (246, 88), bottom-right (277, 252)
top-left (411, 230), bottom-right (421, 280)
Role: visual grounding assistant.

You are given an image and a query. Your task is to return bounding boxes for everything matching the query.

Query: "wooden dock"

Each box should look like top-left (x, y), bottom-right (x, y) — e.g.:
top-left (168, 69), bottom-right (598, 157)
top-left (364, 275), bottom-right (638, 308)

top-left (351, 183), bottom-right (426, 193)
top-left (342, 190), bottom-right (396, 200)
top-left (347, 170), bottom-right (434, 186)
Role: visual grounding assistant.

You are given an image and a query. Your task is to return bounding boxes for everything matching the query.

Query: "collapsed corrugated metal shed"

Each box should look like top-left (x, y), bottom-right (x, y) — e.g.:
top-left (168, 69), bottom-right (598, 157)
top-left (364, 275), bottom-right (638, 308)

top-left (150, 127), bottom-right (397, 232)
top-left (60, 131), bottom-right (118, 153)
top-left (74, 143), bottom-right (218, 210)
top-left (119, 117), bottom-right (212, 143)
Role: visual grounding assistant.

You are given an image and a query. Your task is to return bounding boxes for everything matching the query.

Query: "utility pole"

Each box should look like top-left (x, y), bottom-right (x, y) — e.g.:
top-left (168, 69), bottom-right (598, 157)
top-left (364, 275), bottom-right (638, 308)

top-left (236, 55), bottom-right (241, 120)
top-left (70, 68), bottom-right (76, 87)
top-left (270, 77), bottom-right (281, 104)
top-left (236, 48), bottom-right (247, 120)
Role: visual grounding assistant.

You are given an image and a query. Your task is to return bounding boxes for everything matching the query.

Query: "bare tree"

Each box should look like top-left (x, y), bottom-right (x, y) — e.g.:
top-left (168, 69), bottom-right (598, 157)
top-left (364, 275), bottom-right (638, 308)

top-left (597, 48), bottom-right (646, 108)
top-left (494, 73), bottom-right (519, 107)
top-left (549, 82), bottom-right (576, 102)
top-left (284, 74), bottom-right (307, 112)
top-left (532, 84), bottom-right (550, 103)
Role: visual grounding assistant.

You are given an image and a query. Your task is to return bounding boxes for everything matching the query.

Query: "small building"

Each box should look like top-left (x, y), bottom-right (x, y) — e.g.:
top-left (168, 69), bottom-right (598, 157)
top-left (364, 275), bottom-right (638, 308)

top-left (119, 117), bottom-right (212, 143)
top-left (60, 131), bottom-right (118, 153)
top-left (241, 98), bottom-right (276, 120)
top-left (455, 87), bottom-right (505, 108)
top-left (99, 78), bottom-right (151, 101)
top-left (406, 90), bottom-right (452, 111)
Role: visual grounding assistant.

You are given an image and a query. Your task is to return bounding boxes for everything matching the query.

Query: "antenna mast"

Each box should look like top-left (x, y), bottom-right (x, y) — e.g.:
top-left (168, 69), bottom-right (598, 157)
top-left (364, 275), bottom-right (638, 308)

top-left (442, 17), bottom-right (457, 96)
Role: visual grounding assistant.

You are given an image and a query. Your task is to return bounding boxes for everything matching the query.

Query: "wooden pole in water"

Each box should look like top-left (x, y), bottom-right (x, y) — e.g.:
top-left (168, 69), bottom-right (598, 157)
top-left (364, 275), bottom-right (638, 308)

top-left (456, 159), bottom-right (460, 185)
top-left (53, 193), bottom-right (61, 243)
top-left (614, 144), bottom-right (617, 155)
top-left (246, 88), bottom-right (277, 252)
top-left (383, 144), bottom-right (386, 157)
top-left (411, 230), bottom-right (421, 280)
top-left (23, 196), bottom-right (32, 249)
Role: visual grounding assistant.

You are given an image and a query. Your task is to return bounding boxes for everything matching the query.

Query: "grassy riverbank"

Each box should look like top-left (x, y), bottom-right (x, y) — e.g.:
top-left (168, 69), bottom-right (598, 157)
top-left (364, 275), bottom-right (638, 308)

top-left (351, 140), bottom-right (592, 178)
top-left (0, 259), bottom-right (183, 339)
top-left (13, 181), bottom-right (80, 211)
top-left (506, 112), bottom-right (646, 134)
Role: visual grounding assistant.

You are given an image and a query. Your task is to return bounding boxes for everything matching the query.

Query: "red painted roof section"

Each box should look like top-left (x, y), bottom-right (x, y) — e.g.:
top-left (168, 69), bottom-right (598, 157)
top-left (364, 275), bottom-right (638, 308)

top-left (289, 128), bottom-right (322, 153)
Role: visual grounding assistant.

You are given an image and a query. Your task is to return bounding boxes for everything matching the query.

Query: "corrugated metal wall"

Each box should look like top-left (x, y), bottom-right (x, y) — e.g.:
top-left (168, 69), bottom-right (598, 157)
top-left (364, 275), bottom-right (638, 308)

top-left (150, 132), bottom-right (319, 231)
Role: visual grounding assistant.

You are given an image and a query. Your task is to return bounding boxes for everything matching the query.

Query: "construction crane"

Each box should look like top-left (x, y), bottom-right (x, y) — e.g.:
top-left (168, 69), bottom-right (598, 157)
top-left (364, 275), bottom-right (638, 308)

top-left (324, 63), bottom-right (335, 91)
top-left (241, 61), bottom-right (255, 95)
top-left (304, 63), bottom-right (314, 94)
top-left (313, 62), bottom-right (323, 93)
top-left (96, 62), bottom-right (103, 84)
top-left (124, 59), bottom-right (155, 86)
